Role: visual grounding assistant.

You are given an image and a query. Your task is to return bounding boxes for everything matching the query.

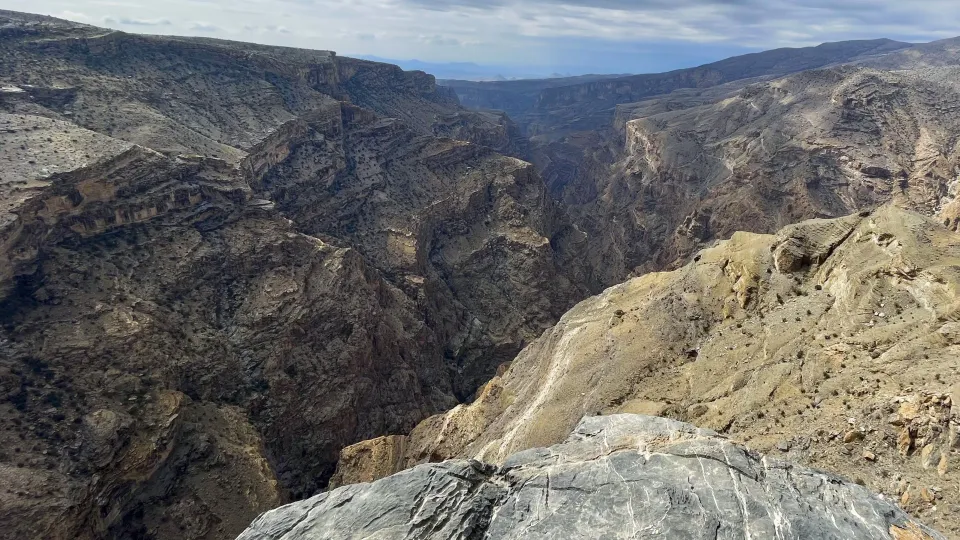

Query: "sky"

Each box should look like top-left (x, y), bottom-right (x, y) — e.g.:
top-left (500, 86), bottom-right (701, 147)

top-left (5, 0), bottom-right (960, 78)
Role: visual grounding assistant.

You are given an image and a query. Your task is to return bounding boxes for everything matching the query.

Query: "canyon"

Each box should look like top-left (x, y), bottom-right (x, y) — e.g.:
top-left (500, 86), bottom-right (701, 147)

top-left (1, 8), bottom-right (959, 540)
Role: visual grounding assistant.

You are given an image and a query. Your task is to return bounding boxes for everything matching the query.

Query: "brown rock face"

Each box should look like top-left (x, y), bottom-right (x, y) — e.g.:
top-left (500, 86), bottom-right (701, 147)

top-left (0, 10), bottom-right (521, 159)
top-left (0, 10), bottom-right (589, 540)
top-left (244, 103), bottom-right (589, 396)
top-left (334, 206), bottom-right (960, 537)
top-left (0, 146), bottom-right (464, 538)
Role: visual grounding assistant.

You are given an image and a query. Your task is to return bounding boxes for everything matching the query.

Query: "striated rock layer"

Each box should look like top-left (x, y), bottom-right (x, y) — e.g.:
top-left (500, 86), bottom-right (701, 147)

top-left (333, 206), bottom-right (960, 536)
top-left (0, 145), bottom-right (462, 539)
top-left (451, 36), bottom-right (960, 286)
top-left (0, 10), bottom-right (524, 159)
top-left (0, 10), bottom-right (594, 540)
top-left (244, 414), bottom-right (944, 540)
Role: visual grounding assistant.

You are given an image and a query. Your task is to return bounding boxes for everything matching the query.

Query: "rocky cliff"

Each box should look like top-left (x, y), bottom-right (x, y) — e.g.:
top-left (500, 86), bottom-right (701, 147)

top-left (241, 102), bottom-right (587, 397)
top-left (246, 415), bottom-right (944, 540)
top-left (570, 61), bottom-right (960, 277)
top-left (333, 205), bottom-right (960, 536)
top-left (0, 10), bottom-right (523, 159)
top-left (0, 10), bottom-right (590, 540)
top-left (0, 144), bottom-right (470, 538)
top-left (518, 39), bottom-right (911, 139)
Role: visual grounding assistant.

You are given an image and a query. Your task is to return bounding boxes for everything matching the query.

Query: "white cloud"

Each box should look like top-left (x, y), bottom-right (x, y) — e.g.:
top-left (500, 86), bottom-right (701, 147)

top-left (190, 22), bottom-right (220, 32)
top-left (58, 10), bottom-right (89, 21)
top-left (6, 0), bottom-right (960, 71)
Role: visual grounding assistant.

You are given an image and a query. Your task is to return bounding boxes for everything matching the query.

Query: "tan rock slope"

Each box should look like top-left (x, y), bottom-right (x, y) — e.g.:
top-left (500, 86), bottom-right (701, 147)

top-left (521, 43), bottom-right (960, 292)
top-left (333, 205), bottom-right (960, 536)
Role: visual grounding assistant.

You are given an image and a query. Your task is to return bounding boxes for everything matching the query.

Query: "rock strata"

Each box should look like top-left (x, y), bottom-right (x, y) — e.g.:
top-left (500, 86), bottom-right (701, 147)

top-left (333, 205), bottom-right (960, 536)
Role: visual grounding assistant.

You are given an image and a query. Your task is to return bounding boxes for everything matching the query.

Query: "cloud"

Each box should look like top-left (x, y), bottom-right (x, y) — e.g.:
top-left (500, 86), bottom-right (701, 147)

top-left (418, 34), bottom-right (463, 47)
top-left (190, 22), bottom-right (220, 32)
top-left (398, 0), bottom-right (960, 46)
top-left (103, 16), bottom-right (173, 26)
top-left (13, 0), bottom-right (960, 75)
top-left (58, 10), bottom-right (89, 21)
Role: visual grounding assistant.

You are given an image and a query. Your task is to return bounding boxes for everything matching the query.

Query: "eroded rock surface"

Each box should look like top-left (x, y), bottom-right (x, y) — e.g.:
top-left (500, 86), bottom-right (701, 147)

top-left (243, 415), bottom-right (943, 540)
top-left (0, 10), bottom-right (521, 159)
top-left (0, 11), bottom-right (590, 539)
top-left (335, 206), bottom-right (960, 536)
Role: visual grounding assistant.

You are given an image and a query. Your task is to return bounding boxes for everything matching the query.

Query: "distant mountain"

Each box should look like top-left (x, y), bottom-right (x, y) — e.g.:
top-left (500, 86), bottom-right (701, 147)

top-left (352, 55), bottom-right (629, 81)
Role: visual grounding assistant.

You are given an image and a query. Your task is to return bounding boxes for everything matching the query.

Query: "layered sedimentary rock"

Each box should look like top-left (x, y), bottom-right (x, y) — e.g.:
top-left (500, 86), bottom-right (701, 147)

top-left (512, 39), bottom-right (911, 139)
top-left (0, 145), bottom-right (465, 538)
top-left (438, 74), bottom-right (628, 125)
top-left (244, 103), bottom-right (588, 396)
top-left (574, 62), bottom-right (960, 276)
top-left (334, 206), bottom-right (960, 536)
top-left (450, 37), bottom-right (960, 288)
top-left (0, 11), bottom-right (596, 540)
top-left (0, 10), bottom-right (521, 159)
top-left (246, 415), bottom-right (944, 540)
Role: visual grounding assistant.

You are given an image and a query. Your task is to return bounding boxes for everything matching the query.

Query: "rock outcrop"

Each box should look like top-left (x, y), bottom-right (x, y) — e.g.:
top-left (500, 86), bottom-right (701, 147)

top-left (0, 146), bottom-right (463, 538)
top-left (601, 62), bottom-right (960, 271)
top-left (244, 414), bottom-right (944, 540)
top-left (334, 205), bottom-right (960, 536)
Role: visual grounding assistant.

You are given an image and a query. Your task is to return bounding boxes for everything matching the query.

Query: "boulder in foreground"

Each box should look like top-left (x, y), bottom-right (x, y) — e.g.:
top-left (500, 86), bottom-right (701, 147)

top-left (238, 414), bottom-right (943, 540)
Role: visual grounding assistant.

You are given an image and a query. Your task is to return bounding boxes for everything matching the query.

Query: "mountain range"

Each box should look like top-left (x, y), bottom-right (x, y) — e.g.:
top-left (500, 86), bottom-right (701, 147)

top-left (1, 8), bottom-right (958, 540)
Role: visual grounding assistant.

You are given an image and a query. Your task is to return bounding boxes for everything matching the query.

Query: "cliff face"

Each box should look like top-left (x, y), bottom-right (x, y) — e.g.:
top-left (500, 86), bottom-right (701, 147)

top-left (332, 205), bottom-right (960, 536)
top-left (0, 145), bottom-right (466, 539)
top-left (241, 102), bottom-right (589, 397)
top-left (247, 415), bottom-right (945, 540)
top-left (0, 10), bottom-right (522, 159)
top-left (0, 10), bottom-right (591, 540)
top-left (447, 38), bottom-right (960, 289)
top-left (438, 74), bottom-right (628, 124)
top-left (518, 39), bottom-right (911, 138)
top-left (566, 62), bottom-right (960, 278)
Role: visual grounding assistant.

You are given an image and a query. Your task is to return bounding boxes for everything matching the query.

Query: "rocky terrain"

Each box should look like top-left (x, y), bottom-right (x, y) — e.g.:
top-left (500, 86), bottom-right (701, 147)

top-left (0, 10), bottom-right (525, 159)
top-left (2, 7), bottom-right (960, 540)
top-left (445, 36), bottom-right (960, 288)
top-left (246, 415), bottom-right (944, 540)
top-left (0, 10), bottom-right (589, 540)
top-left (246, 105), bottom-right (588, 396)
top-left (565, 60), bottom-right (960, 278)
top-left (488, 39), bottom-right (912, 140)
top-left (333, 205), bottom-right (960, 536)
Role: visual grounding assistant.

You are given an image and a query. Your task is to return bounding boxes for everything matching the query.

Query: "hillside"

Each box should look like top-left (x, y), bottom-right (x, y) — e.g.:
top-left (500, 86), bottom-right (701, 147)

top-left (332, 205), bottom-right (960, 536)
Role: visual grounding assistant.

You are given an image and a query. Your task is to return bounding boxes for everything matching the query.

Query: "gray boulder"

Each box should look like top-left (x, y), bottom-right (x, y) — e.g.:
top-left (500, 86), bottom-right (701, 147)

top-left (237, 414), bottom-right (943, 540)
